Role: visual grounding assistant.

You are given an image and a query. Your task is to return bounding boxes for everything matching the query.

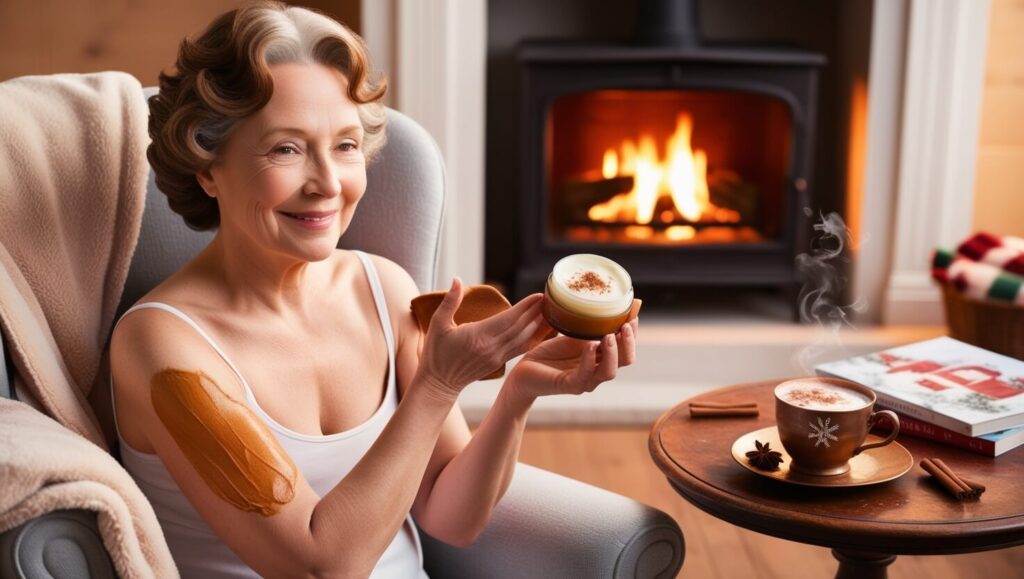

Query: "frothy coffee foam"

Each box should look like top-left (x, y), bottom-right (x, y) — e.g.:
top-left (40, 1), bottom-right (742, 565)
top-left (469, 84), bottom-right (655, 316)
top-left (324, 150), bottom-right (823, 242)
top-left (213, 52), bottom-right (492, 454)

top-left (776, 381), bottom-right (870, 411)
top-left (549, 254), bottom-right (633, 317)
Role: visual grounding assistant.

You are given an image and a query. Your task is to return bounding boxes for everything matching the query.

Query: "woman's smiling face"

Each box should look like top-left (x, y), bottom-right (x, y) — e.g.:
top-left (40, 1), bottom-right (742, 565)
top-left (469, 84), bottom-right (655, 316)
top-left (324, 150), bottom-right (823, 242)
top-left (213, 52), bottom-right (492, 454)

top-left (198, 62), bottom-right (367, 263)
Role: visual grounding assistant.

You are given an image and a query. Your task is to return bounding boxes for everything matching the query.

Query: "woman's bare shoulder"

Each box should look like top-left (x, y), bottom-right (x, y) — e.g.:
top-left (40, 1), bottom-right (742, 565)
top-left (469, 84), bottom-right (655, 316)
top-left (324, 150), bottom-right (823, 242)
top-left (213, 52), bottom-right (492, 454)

top-left (354, 252), bottom-right (420, 296)
top-left (130, 260), bottom-right (219, 310)
top-left (112, 280), bottom-right (239, 383)
top-left (111, 264), bottom-right (243, 401)
top-left (110, 289), bottom-right (246, 451)
top-left (327, 249), bottom-right (418, 301)
top-left (339, 250), bottom-right (420, 346)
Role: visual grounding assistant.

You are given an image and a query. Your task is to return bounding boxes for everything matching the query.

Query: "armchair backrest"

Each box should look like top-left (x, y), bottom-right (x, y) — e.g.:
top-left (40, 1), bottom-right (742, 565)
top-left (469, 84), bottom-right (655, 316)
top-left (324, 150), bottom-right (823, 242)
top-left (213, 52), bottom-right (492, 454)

top-left (117, 87), bottom-right (445, 318)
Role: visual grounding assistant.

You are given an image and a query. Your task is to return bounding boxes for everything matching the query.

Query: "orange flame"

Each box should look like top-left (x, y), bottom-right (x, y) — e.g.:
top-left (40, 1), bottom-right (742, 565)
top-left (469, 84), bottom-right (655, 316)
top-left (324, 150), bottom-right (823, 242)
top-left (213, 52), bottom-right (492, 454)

top-left (587, 113), bottom-right (738, 225)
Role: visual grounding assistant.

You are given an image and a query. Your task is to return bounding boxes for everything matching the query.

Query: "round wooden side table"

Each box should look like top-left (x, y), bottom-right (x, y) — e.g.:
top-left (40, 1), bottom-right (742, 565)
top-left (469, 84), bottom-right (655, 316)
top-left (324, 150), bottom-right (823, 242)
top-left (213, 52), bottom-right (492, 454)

top-left (649, 380), bottom-right (1024, 579)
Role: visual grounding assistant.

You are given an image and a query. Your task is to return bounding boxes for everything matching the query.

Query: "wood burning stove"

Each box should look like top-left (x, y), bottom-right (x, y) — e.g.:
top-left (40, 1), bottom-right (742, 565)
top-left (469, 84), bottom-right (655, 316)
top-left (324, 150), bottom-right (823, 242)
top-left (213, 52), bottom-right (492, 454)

top-left (511, 0), bottom-right (825, 316)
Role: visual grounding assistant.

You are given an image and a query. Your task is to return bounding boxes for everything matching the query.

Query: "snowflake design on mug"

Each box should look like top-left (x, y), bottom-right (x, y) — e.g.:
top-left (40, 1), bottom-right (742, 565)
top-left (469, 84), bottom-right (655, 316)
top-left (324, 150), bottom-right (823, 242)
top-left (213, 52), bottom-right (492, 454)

top-left (808, 417), bottom-right (840, 448)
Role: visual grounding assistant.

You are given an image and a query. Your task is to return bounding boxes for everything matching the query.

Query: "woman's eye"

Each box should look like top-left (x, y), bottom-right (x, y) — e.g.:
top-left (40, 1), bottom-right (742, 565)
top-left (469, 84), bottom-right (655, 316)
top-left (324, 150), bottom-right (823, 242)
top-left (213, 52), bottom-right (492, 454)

top-left (273, 145), bottom-right (299, 155)
top-left (337, 141), bottom-right (359, 152)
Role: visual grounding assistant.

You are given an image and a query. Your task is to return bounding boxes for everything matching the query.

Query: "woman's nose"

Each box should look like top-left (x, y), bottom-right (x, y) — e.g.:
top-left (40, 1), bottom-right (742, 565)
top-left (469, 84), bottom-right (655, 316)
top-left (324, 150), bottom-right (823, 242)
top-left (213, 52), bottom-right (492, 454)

top-left (303, 155), bottom-right (343, 198)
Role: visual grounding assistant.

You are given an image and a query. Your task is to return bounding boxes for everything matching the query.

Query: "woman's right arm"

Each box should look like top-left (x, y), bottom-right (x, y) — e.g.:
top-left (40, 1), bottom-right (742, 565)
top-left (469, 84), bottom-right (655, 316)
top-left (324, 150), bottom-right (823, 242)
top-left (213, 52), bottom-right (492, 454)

top-left (111, 283), bottom-right (542, 578)
top-left (306, 278), bottom-right (543, 575)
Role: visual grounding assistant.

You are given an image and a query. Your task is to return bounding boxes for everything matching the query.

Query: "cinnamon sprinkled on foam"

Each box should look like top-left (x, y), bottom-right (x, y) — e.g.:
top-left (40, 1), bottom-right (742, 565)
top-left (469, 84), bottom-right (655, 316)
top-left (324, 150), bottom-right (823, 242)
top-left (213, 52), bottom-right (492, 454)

top-left (567, 270), bottom-right (611, 295)
top-left (784, 387), bottom-right (845, 407)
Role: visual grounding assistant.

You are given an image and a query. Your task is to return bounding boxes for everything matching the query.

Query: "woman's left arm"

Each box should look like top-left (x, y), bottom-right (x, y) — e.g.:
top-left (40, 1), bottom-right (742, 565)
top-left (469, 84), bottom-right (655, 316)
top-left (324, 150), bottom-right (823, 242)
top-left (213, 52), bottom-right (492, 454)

top-left (374, 256), bottom-right (636, 546)
top-left (412, 324), bottom-right (636, 545)
top-left (409, 371), bottom-right (534, 547)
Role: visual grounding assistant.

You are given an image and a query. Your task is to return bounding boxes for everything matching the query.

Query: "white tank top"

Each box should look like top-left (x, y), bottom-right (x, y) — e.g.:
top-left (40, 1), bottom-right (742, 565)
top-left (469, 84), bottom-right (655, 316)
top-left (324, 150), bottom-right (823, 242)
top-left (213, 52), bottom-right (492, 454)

top-left (110, 251), bottom-right (429, 578)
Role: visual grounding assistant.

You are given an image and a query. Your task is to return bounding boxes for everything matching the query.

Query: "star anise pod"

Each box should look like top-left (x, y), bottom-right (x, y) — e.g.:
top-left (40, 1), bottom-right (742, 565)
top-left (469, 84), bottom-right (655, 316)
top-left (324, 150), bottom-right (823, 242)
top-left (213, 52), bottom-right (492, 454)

top-left (745, 440), bottom-right (784, 470)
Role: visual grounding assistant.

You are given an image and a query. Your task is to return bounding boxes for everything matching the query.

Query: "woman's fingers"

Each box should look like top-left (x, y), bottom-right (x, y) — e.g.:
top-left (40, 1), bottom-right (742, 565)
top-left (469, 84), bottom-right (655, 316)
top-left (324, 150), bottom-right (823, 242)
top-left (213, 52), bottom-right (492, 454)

top-left (502, 295), bottom-right (546, 337)
top-left (617, 323), bottom-right (636, 367)
top-left (611, 317), bottom-right (639, 366)
top-left (458, 292), bottom-right (540, 350)
top-left (527, 318), bottom-right (557, 350)
top-left (506, 311), bottom-right (547, 359)
top-left (431, 277), bottom-right (464, 331)
top-left (472, 294), bottom-right (546, 359)
top-left (595, 334), bottom-right (618, 385)
top-left (478, 293), bottom-right (543, 335)
top-left (569, 341), bottom-right (599, 390)
top-left (562, 337), bottom-right (616, 394)
top-left (527, 334), bottom-right (587, 362)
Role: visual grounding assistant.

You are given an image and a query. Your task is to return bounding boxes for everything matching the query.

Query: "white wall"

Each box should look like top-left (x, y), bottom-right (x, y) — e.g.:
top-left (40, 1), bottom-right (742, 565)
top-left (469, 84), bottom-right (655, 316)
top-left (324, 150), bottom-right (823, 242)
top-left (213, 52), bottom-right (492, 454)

top-left (364, 0), bottom-right (487, 289)
top-left (880, 0), bottom-right (991, 324)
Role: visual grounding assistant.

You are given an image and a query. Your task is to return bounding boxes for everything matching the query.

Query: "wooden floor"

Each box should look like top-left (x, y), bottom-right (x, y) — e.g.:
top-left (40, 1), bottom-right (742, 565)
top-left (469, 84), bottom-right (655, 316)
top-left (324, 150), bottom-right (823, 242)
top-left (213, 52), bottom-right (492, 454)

top-left (517, 427), bottom-right (1024, 579)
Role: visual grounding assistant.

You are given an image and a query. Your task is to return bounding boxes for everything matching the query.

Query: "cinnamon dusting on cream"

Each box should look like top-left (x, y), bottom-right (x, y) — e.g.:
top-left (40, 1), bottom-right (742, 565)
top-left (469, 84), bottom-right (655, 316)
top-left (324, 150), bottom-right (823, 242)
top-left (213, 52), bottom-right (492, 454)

top-left (784, 386), bottom-right (846, 407)
top-left (567, 270), bottom-right (612, 295)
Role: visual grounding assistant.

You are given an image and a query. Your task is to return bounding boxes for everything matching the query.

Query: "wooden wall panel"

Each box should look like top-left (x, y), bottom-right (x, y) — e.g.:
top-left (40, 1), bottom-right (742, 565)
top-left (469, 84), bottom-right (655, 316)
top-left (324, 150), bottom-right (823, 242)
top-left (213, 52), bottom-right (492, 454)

top-left (974, 150), bottom-right (1024, 239)
top-left (0, 1), bottom-right (362, 87)
top-left (973, 0), bottom-right (1024, 237)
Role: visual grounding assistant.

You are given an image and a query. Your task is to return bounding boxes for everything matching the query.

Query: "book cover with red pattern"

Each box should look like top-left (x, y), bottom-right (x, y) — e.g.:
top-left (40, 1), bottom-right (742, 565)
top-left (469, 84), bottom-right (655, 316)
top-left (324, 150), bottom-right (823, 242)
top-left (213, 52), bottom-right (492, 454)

top-left (816, 337), bottom-right (1024, 437)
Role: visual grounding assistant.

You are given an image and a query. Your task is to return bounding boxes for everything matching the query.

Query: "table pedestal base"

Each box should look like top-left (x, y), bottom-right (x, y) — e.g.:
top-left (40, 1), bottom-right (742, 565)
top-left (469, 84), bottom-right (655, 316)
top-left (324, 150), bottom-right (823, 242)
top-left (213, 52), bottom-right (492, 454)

top-left (832, 549), bottom-right (896, 579)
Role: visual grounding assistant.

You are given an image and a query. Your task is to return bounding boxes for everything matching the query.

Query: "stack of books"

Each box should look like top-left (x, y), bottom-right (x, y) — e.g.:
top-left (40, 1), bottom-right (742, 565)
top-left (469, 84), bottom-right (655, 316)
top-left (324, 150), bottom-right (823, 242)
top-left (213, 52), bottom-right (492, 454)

top-left (815, 337), bottom-right (1024, 457)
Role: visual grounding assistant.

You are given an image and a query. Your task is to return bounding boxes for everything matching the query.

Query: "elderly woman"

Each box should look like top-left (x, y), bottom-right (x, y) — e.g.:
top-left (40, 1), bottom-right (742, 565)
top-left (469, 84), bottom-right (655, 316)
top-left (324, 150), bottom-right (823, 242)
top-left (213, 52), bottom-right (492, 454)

top-left (110, 2), bottom-right (637, 578)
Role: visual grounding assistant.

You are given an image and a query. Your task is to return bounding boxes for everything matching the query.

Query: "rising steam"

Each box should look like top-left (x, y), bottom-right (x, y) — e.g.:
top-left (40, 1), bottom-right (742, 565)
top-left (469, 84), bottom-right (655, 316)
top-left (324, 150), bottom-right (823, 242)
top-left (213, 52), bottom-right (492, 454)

top-left (792, 208), bottom-right (866, 373)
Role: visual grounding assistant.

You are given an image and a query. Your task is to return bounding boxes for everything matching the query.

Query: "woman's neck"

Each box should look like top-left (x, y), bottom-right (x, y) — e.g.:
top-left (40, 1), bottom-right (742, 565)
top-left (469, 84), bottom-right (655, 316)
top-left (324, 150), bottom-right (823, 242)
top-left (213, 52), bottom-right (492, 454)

top-left (198, 231), bottom-right (326, 319)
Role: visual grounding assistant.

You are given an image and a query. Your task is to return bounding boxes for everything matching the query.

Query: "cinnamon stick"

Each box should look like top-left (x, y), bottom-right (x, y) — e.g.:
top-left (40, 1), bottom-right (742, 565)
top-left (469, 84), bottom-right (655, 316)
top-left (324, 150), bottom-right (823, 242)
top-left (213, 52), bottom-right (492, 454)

top-left (689, 401), bottom-right (758, 409)
top-left (920, 458), bottom-right (984, 499)
top-left (960, 477), bottom-right (987, 493)
top-left (921, 459), bottom-right (968, 499)
top-left (933, 458), bottom-right (985, 498)
top-left (689, 405), bottom-right (760, 418)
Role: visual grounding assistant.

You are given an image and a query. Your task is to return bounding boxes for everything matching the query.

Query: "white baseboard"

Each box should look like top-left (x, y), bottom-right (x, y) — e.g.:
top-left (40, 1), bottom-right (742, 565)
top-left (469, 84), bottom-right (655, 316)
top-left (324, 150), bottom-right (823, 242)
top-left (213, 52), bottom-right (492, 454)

top-left (883, 273), bottom-right (945, 325)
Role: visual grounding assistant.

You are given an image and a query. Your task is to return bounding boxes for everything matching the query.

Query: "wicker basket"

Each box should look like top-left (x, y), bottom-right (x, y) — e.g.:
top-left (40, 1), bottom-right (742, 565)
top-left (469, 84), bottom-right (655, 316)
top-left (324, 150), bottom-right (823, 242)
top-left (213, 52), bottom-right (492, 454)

top-left (941, 284), bottom-right (1024, 360)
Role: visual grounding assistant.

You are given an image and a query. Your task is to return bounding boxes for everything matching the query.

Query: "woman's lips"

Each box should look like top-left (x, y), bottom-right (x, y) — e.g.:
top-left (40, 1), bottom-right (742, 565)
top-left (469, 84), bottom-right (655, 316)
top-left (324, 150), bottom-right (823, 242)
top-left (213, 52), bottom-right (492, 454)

top-left (279, 210), bottom-right (337, 230)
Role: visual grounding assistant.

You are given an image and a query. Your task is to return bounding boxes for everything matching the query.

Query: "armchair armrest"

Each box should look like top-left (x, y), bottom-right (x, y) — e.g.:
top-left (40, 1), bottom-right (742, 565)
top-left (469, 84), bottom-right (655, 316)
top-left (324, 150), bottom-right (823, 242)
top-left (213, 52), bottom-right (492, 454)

top-left (419, 463), bottom-right (684, 579)
top-left (0, 509), bottom-right (115, 579)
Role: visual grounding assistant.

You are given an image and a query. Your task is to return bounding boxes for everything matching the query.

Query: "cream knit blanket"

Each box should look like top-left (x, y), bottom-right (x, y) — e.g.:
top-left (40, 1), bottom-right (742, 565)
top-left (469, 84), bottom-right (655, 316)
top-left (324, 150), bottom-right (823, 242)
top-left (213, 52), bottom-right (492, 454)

top-left (0, 72), bottom-right (175, 576)
top-left (0, 71), bottom-right (148, 447)
top-left (0, 398), bottom-right (178, 578)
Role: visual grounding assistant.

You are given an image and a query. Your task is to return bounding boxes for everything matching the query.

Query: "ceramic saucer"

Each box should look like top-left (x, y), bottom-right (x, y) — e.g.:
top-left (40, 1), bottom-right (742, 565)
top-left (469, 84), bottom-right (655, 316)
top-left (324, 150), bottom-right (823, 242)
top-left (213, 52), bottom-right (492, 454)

top-left (731, 426), bottom-right (914, 488)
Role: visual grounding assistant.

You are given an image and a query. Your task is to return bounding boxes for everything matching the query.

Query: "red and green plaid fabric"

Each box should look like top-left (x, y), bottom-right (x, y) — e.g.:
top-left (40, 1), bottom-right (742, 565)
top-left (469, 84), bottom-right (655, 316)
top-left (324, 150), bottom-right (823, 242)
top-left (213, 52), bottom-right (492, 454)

top-left (957, 232), bottom-right (1024, 276)
top-left (932, 245), bottom-right (1024, 305)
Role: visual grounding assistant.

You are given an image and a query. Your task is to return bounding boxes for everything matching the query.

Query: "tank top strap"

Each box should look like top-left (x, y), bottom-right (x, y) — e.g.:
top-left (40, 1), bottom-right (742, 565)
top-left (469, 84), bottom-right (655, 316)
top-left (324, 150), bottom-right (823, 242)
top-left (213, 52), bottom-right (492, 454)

top-left (112, 302), bottom-right (251, 387)
top-left (109, 302), bottom-right (251, 450)
top-left (351, 250), bottom-right (396, 361)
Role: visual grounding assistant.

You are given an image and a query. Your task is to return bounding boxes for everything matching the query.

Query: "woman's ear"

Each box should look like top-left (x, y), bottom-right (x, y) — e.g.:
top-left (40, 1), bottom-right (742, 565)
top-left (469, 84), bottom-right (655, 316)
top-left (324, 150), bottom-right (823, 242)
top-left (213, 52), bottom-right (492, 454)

top-left (196, 169), bottom-right (218, 198)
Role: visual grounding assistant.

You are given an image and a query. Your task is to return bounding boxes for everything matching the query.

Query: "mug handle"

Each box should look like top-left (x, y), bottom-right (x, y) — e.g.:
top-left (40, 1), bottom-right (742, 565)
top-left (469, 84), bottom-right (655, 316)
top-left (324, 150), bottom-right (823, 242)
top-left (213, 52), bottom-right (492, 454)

top-left (853, 410), bottom-right (900, 456)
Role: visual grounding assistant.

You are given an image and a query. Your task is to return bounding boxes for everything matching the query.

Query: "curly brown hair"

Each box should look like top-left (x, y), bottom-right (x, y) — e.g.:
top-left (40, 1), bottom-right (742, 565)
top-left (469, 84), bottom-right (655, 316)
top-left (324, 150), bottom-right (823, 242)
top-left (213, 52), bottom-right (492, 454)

top-left (147, 1), bottom-right (388, 230)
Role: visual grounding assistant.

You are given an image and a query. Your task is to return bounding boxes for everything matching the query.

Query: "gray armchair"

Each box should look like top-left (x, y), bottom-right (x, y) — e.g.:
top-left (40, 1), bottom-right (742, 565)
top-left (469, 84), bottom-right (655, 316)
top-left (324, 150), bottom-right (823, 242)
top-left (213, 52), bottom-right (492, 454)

top-left (0, 87), bottom-right (684, 578)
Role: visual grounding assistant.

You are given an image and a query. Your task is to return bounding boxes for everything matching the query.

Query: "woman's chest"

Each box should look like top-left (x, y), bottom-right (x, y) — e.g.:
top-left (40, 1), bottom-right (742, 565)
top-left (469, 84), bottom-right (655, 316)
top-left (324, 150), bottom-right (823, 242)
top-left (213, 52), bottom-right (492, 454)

top-left (223, 324), bottom-right (391, 438)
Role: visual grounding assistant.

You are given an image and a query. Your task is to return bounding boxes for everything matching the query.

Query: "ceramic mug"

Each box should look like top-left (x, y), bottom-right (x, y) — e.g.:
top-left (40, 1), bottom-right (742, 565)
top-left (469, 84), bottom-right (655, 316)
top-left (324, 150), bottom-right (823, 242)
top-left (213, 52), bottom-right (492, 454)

top-left (774, 377), bottom-right (900, 476)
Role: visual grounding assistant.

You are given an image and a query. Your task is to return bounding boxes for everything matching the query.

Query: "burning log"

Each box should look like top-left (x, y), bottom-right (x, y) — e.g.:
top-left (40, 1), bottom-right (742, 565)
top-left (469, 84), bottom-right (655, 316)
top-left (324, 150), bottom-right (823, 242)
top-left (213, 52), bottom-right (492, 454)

top-left (708, 170), bottom-right (758, 220)
top-left (560, 176), bottom-right (634, 212)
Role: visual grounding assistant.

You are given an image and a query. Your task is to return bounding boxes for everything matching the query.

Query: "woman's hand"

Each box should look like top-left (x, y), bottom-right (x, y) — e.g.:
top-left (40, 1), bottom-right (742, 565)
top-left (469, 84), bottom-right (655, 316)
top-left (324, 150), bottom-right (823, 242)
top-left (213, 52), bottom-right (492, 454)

top-left (505, 317), bottom-right (638, 401)
top-left (416, 278), bottom-right (549, 401)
